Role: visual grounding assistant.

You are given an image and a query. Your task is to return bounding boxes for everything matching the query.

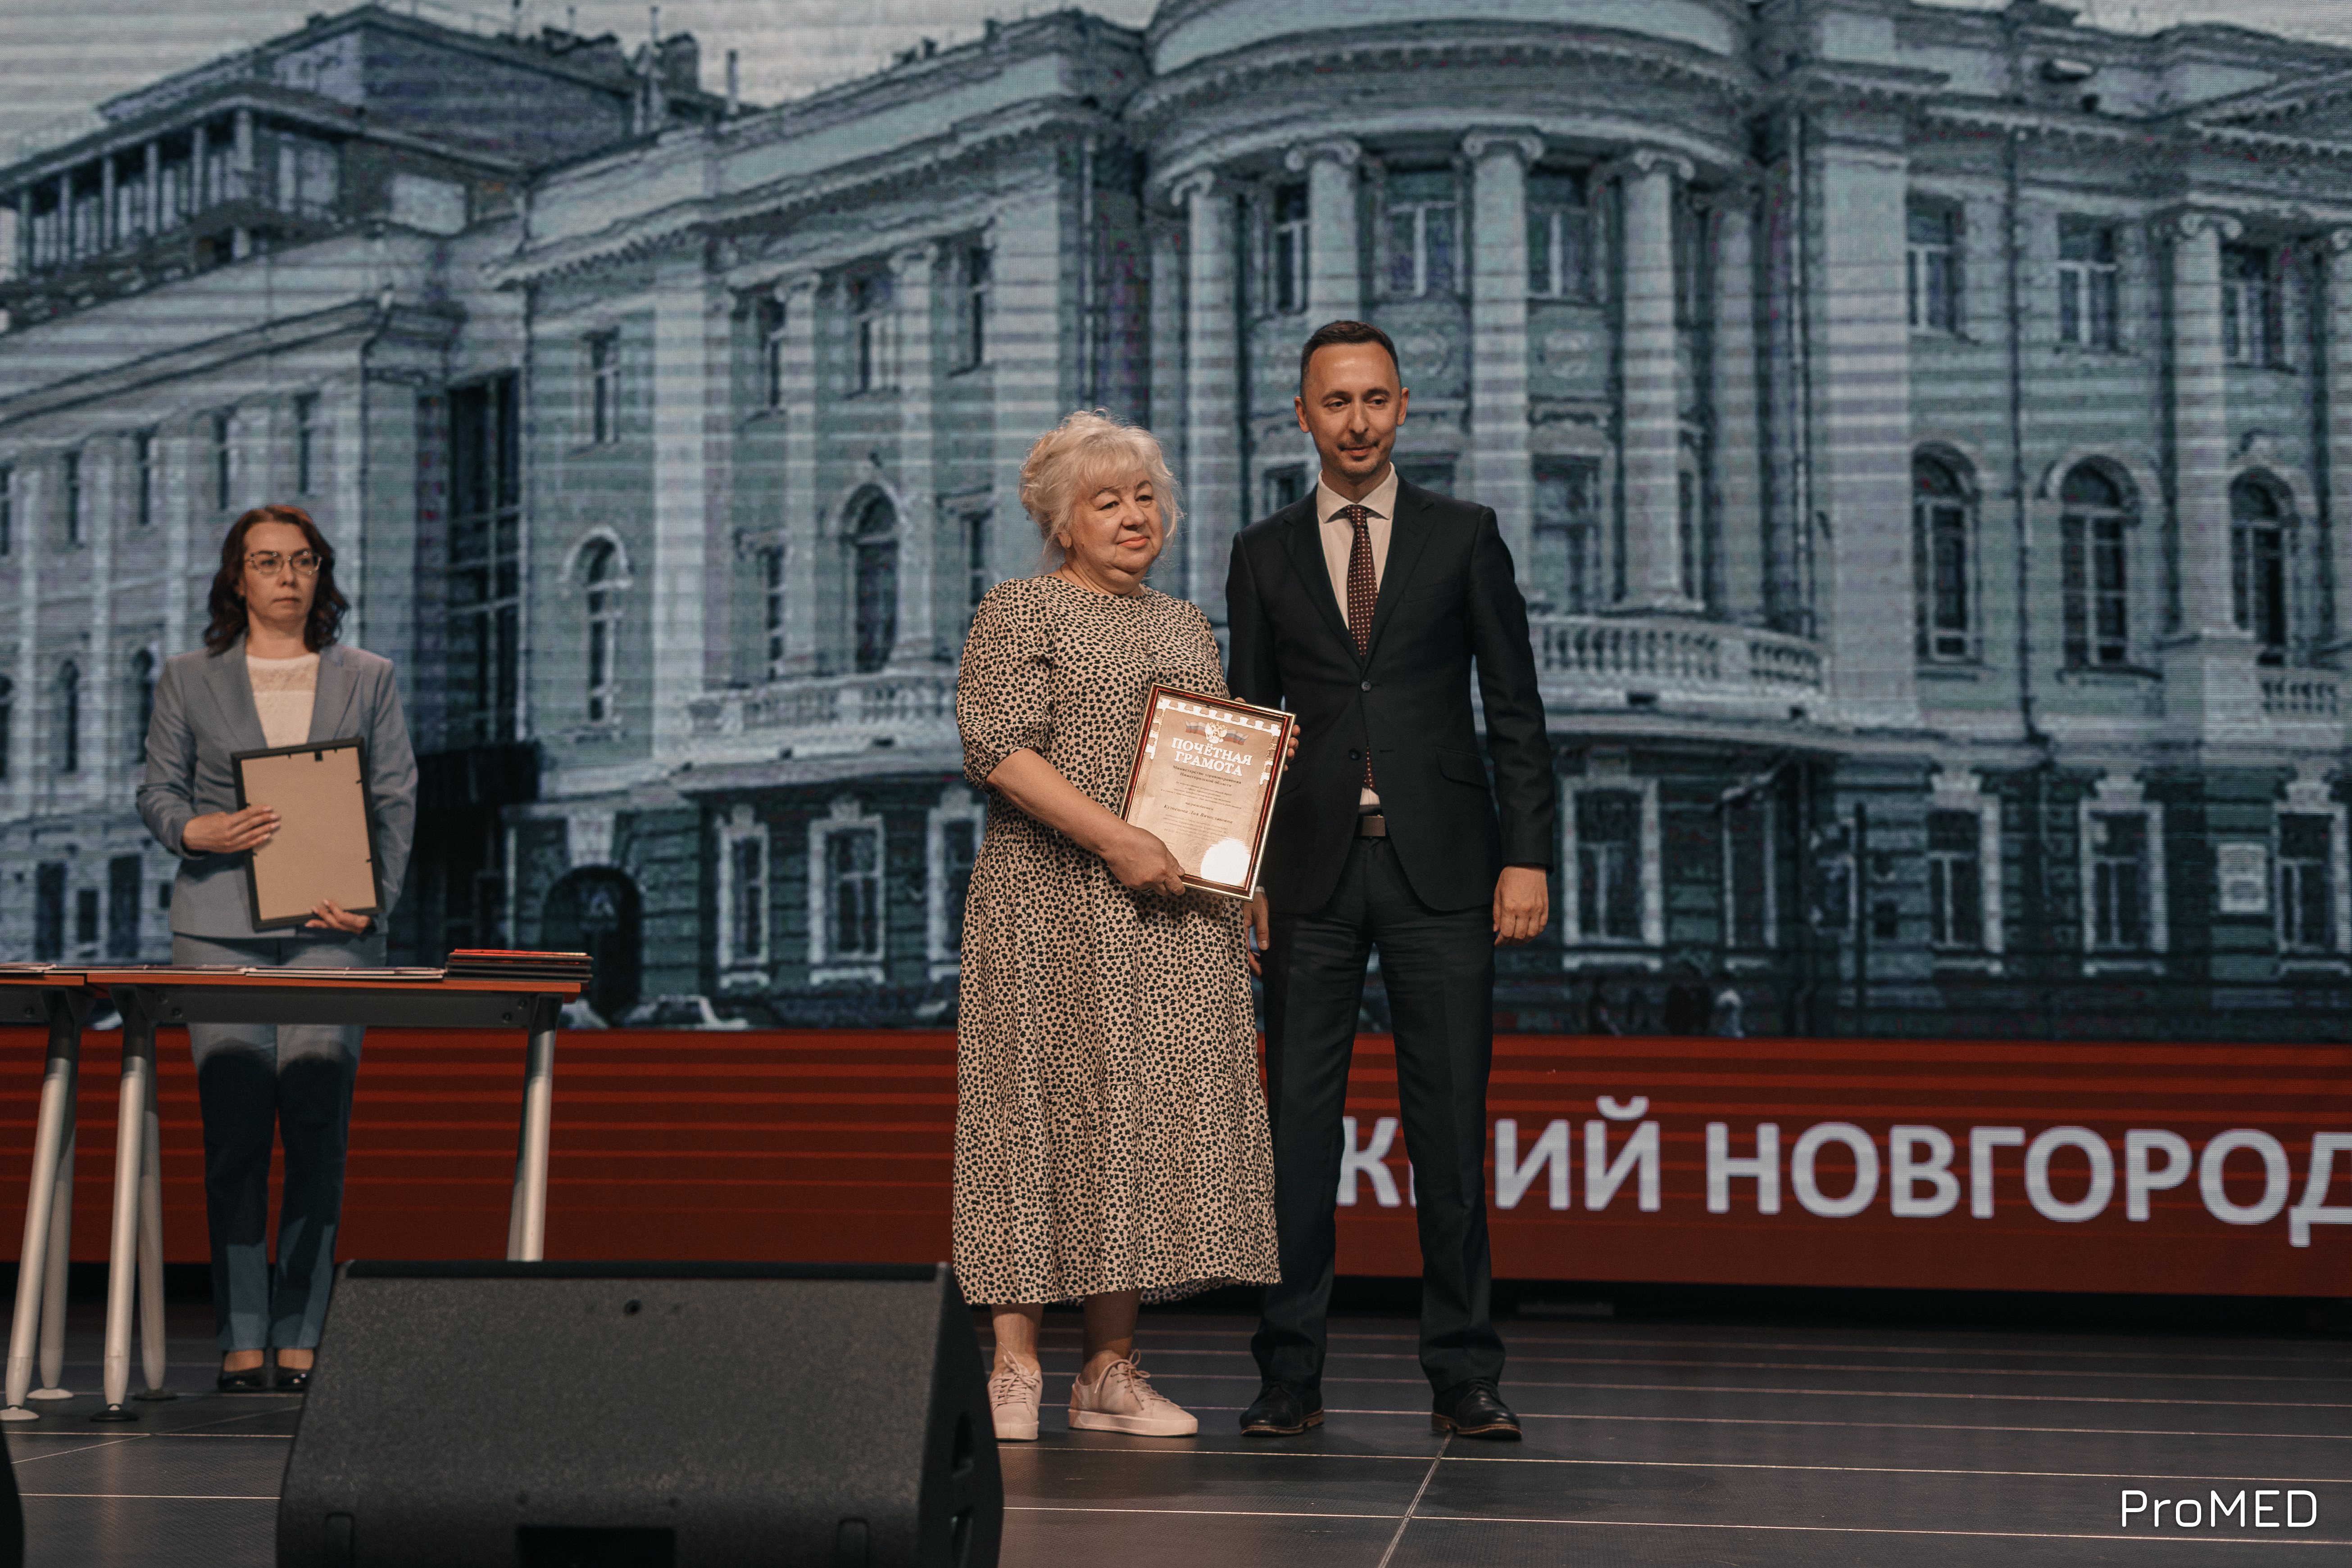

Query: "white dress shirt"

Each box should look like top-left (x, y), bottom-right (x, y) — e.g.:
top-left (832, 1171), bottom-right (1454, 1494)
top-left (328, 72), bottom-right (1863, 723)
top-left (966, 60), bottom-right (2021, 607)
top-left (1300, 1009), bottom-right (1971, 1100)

top-left (1313, 465), bottom-right (1399, 809)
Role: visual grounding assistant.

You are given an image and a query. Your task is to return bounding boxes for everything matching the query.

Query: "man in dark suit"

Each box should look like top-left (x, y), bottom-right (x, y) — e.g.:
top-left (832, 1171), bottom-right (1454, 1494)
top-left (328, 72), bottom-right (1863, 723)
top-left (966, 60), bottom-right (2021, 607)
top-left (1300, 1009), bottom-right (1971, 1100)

top-left (1226, 320), bottom-right (1554, 1441)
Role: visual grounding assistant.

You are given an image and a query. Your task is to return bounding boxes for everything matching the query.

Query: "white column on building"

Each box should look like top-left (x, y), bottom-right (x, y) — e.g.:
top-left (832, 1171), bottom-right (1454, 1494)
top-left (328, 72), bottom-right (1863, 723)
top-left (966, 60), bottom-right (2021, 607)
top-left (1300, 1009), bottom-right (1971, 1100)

top-left (1464, 131), bottom-right (1542, 578)
top-left (777, 272), bottom-right (820, 677)
top-left (13, 468), bottom-right (39, 818)
top-left (889, 241), bottom-right (938, 668)
top-left (1288, 138), bottom-right (1361, 323)
top-left (231, 109), bottom-right (254, 259)
top-left (2328, 228), bottom-right (2352, 664)
top-left (1174, 171), bottom-right (1240, 626)
top-left (1805, 131), bottom-right (1919, 723)
top-left (2166, 209), bottom-right (2242, 641)
top-left (85, 441), bottom-right (114, 797)
top-left (162, 428), bottom-right (190, 658)
top-left (1615, 148), bottom-right (1695, 613)
top-left (1705, 184), bottom-right (1766, 624)
top-left (1146, 217), bottom-right (1185, 493)
top-left (990, 185), bottom-right (1069, 588)
top-left (647, 250), bottom-right (724, 754)
top-left (328, 376), bottom-right (364, 642)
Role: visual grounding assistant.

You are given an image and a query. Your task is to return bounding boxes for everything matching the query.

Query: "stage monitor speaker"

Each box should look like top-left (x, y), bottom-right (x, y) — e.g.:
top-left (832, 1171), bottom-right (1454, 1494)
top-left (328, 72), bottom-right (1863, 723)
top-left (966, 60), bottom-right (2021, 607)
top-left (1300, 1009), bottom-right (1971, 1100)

top-left (276, 1261), bottom-right (1000, 1568)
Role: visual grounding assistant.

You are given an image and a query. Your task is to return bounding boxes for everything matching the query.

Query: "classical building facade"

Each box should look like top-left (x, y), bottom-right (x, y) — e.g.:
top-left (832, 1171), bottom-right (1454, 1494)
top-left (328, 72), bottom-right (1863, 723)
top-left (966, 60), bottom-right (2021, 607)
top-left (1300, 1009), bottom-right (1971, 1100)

top-left (4, 0), bottom-right (2351, 1037)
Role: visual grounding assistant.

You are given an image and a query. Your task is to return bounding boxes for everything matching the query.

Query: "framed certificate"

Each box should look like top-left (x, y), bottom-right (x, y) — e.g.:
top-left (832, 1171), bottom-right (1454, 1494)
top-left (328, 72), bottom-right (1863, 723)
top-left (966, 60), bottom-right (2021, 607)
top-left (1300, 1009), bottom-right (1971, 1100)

top-left (231, 737), bottom-right (383, 931)
top-left (1117, 686), bottom-right (1297, 900)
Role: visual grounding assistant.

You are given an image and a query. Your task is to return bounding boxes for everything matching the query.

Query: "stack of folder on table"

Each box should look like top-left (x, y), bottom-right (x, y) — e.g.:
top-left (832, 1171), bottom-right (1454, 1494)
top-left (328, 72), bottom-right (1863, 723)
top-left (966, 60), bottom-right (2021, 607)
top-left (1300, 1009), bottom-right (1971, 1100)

top-left (443, 950), bottom-right (594, 985)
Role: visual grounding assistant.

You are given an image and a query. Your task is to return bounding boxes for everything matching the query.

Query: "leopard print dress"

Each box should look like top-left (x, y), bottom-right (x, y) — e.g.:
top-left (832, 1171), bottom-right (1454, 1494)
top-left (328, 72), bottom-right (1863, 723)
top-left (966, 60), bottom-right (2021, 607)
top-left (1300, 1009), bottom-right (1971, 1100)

top-left (953, 574), bottom-right (1280, 1306)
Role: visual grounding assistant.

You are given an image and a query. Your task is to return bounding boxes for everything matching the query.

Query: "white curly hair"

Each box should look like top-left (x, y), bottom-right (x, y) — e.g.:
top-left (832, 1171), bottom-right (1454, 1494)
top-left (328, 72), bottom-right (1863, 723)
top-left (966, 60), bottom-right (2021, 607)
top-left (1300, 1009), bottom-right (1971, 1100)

top-left (1017, 409), bottom-right (1184, 569)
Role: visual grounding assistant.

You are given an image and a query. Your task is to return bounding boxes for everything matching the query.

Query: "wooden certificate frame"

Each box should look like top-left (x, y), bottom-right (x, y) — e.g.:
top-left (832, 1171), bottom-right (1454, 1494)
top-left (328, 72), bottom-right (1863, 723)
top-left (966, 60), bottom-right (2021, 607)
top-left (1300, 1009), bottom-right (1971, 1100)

top-left (231, 736), bottom-right (383, 931)
top-left (1116, 686), bottom-right (1296, 900)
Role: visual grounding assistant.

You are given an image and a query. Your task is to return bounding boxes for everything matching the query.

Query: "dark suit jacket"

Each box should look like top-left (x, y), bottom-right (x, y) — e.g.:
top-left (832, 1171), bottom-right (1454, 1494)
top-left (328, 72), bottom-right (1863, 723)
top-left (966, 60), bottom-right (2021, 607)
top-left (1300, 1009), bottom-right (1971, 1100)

top-left (137, 637), bottom-right (418, 940)
top-left (1225, 479), bottom-right (1555, 914)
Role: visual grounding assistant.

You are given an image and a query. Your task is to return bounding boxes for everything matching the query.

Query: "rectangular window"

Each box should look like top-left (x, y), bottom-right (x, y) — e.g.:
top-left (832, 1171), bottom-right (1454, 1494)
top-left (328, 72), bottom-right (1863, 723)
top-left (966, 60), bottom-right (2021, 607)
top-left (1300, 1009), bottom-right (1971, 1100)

top-left (2088, 811), bottom-right (2152, 952)
top-left (965, 510), bottom-right (990, 612)
top-left (2221, 245), bottom-right (2279, 368)
top-left (762, 545), bottom-right (787, 680)
top-left (2057, 218), bottom-right (2120, 348)
top-left (729, 833), bottom-right (767, 967)
top-left (1270, 184), bottom-right (1308, 315)
top-left (2279, 814), bottom-right (2335, 954)
top-left (1927, 809), bottom-right (1985, 950)
top-left (1576, 789), bottom-right (1644, 944)
top-left (959, 244), bottom-right (990, 369)
top-left (0, 679), bottom-right (12, 780)
top-left (850, 273), bottom-right (895, 393)
top-left (1916, 493), bottom-right (1970, 661)
top-left (2061, 512), bottom-right (2130, 667)
top-left (1677, 469), bottom-right (1700, 604)
top-left (1724, 793), bottom-right (1771, 950)
top-left (940, 817), bottom-right (978, 953)
top-left (74, 887), bottom-right (99, 948)
top-left (61, 450), bottom-right (81, 546)
top-left (1385, 169), bottom-right (1458, 299)
top-left (134, 431), bottom-right (156, 527)
top-left (294, 393), bottom-right (319, 494)
top-left (0, 465), bottom-right (11, 555)
top-left (758, 294), bottom-right (788, 411)
top-left (446, 374), bottom-right (522, 747)
top-left (1906, 205), bottom-right (1960, 333)
top-left (587, 333), bottom-right (620, 445)
top-left (1262, 465), bottom-right (1307, 516)
top-left (211, 412), bottom-right (233, 510)
top-left (33, 865), bottom-right (65, 961)
top-left (1526, 172), bottom-right (1594, 299)
top-left (825, 826), bottom-right (883, 960)
top-left (106, 854), bottom-right (141, 959)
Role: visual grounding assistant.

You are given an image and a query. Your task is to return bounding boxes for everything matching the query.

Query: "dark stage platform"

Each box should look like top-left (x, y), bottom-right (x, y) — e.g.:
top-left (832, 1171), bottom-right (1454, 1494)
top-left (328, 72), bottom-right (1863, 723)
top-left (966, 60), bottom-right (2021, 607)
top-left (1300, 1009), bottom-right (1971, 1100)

top-left (6, 1303), bottom-right (2346, 1565)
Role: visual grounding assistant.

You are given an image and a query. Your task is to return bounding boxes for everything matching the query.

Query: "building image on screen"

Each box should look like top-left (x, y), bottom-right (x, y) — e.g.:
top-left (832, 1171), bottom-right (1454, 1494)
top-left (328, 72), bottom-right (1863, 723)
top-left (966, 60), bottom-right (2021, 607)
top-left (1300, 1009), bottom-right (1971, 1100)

top-left (0, 0), bottom-right (2348, 1039)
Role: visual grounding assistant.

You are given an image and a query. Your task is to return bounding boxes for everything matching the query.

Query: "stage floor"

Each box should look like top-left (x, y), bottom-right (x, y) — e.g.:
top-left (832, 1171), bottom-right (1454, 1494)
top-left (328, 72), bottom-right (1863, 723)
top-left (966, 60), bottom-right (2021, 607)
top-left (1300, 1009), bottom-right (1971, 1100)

top-left (6, 1304), bottom-right (2347, 1564)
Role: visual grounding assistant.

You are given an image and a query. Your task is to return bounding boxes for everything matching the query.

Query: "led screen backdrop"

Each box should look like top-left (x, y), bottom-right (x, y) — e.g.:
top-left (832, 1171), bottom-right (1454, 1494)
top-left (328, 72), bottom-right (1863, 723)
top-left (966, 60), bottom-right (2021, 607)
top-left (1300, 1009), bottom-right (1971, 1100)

top-left (4, 0), bottom-right (2352, 1046)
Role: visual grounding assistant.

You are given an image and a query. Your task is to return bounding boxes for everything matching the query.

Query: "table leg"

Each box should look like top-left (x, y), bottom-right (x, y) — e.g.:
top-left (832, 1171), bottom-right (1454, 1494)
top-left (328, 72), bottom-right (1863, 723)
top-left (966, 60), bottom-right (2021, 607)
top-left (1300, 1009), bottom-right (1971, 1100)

top-left (32, 1127), bottom-right (73, 1399)
top-left (507, 1011), bottom-right (557, 1263)
top-left (4, 999), bottom-right (80, 1418)
top-left (92, 995), bottom-right (155, 1421)
top-left (134, 1105), bottom-right (173, 1400)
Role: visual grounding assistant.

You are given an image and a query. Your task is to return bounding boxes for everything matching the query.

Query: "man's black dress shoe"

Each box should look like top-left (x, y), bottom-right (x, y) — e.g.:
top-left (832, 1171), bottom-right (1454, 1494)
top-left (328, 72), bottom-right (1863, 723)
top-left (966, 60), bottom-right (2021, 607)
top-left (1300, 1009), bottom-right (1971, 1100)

top-left (1431, 1380), bottom-right (1521, 1441)
top-left (1240, 1380), bottom-right (1323, 1436)
top-left (216, 1363), bottom-right (267, 1392)
top-left (273, 1361), bottom-right (311, 1393)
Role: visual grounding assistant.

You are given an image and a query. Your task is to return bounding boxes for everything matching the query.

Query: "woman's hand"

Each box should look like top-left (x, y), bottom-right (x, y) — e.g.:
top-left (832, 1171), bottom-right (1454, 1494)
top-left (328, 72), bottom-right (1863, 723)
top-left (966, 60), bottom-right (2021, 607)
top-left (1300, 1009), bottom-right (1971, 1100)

top-left (1101, 823), bottom-right (1188, 897)
top-left (305, 899), bottom-right (373, 935)
top-left (182, 805), bottom-right (279, 856)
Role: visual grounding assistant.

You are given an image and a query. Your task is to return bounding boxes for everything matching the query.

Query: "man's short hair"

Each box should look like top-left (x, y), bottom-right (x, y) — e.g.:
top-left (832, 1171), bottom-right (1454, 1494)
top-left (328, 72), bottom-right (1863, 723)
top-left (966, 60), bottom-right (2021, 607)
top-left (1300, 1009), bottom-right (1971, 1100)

top-left (1299, 320), bottom-right (1401, 392)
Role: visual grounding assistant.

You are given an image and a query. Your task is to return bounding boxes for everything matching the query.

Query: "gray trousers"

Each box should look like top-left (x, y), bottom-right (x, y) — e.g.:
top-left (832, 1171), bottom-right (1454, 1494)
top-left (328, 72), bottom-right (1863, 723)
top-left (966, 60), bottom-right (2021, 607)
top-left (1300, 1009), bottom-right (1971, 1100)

top-left (174, 931), bottom-right (381, 1352)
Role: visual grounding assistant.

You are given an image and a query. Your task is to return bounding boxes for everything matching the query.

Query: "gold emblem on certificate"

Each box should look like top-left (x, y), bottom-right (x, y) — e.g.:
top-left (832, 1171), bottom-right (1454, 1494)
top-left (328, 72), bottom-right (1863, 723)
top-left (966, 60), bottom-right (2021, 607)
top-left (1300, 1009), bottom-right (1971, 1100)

top-left (1118, 686), bottom-right (1297, 900)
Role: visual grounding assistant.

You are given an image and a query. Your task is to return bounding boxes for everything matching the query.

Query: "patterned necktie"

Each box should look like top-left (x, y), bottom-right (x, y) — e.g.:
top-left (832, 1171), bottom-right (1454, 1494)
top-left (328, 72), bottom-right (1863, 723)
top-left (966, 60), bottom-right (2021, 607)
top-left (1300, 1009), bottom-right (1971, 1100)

top-left (1341, 504), bottom-right (1376, 788)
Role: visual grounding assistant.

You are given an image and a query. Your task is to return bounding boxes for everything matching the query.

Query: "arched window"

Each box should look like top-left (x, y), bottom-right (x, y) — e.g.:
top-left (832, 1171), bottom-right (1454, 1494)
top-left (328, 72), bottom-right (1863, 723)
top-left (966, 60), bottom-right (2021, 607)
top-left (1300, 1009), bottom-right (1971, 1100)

top-left (127, 649), bottom-right (156, 763)
top-left (1912, 454), bottom-right (1971, 661)
top-left (848, 492), bottom-right (898, 675)
top-left (2060, 464), bottom-right (2133, 668)
top-left (54, 662), bottom-right (78, 775)
top-left (2230, 475), bottom-right (2292, 663)
top-left (582, 540), bottom-right (623, 723)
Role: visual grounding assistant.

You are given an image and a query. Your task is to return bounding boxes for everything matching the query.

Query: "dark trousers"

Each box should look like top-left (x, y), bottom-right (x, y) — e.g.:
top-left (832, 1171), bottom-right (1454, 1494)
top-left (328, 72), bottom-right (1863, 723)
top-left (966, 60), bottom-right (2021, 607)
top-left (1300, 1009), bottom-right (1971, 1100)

top-left (1252, 836), bottom-right (1504, 1395)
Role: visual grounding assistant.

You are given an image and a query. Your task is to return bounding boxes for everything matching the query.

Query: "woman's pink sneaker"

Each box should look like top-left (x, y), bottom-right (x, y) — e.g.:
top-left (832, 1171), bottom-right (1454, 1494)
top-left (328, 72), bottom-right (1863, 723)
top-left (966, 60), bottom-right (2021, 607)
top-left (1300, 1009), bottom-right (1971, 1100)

top-left (989, 1361), bottom-right (1042, 1441)
top-left (1067, 1355), bottom-right (1198, 1437)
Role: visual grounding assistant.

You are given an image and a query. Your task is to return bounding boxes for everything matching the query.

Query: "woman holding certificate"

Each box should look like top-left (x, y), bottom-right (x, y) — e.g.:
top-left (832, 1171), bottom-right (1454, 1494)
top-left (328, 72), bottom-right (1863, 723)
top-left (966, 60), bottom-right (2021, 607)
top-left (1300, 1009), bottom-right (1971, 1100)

top-left (136, 505), bottom-right (417, 1392)
top-left (956, 411), bottom-right (1279, 1442)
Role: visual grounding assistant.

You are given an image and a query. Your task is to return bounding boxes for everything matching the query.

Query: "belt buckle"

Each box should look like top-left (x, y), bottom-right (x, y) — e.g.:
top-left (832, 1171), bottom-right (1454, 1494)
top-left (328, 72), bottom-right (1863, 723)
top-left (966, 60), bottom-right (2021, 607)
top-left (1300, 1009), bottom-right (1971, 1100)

top-left (1356, 813), bottom-right (1387, 839)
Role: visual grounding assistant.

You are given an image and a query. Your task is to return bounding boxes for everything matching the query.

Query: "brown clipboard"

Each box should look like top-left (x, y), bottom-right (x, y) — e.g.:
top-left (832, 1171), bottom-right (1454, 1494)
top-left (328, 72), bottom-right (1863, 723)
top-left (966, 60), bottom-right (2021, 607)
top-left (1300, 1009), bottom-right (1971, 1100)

top-left (230, 736), bottom-right (383, 931)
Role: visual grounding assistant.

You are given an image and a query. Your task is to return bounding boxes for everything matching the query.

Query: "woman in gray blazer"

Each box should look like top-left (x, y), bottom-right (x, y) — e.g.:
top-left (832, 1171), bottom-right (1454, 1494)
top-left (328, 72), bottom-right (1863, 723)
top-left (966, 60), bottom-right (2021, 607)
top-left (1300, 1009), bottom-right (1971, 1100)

top-left (136, 504), bottom-right (417, 1392)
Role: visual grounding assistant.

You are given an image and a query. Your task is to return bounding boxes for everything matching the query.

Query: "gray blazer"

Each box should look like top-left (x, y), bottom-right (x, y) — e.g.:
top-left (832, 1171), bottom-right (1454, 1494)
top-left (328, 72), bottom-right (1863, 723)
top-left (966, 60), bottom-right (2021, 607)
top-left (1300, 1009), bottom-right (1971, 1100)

top-left (137, 637), bottom-right (418, 941)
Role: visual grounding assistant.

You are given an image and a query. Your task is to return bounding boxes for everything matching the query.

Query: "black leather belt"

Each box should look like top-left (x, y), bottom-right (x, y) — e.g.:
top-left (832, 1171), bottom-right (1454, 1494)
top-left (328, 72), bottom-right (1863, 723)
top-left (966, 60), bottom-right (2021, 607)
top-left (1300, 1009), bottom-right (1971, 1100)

top-left (1356, 813), bottom-right (1388, 838)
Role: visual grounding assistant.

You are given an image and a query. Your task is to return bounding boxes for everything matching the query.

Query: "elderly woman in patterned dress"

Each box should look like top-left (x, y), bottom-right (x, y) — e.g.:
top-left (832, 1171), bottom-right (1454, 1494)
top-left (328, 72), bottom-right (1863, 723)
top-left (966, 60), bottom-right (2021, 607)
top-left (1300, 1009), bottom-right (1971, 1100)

top-left (954, 409), bottom-right (1282, 1442)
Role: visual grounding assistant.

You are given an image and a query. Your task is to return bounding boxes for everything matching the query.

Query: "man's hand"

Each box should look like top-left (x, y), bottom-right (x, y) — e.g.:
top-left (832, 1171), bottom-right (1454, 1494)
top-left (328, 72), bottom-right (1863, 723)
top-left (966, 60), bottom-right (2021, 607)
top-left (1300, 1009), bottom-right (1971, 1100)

top-left (1492, 865), bottom-right (1549, 946)
top-left (1246, 889), bottom-right (1271, 976)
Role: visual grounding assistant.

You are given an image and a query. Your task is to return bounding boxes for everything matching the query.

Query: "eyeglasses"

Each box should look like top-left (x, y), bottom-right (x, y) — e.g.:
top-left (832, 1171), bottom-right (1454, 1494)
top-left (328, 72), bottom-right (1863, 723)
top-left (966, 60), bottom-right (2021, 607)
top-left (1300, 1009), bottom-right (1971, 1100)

top-left (245, 550), bottom-right (324, 576)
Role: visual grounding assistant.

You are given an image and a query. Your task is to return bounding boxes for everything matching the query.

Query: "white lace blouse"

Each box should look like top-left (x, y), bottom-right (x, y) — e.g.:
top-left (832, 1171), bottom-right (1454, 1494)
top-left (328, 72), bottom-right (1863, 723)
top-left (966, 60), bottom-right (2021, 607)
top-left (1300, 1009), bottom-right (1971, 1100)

top-left (246, 652), bottom-right (319, 749)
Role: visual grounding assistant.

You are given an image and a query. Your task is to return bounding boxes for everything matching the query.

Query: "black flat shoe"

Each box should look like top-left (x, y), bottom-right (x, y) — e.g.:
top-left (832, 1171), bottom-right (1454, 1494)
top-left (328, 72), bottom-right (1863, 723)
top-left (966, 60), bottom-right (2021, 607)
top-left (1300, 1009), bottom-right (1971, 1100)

top-left (216, 1363), bottom-right (267, 1392)
top-left (1432, 1379), bottom-right (1521, 1441)
top-left (273, 1362), bottom-right (312, 1393)
top-left (1240, 1379), bottom-right (1323, 1436)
